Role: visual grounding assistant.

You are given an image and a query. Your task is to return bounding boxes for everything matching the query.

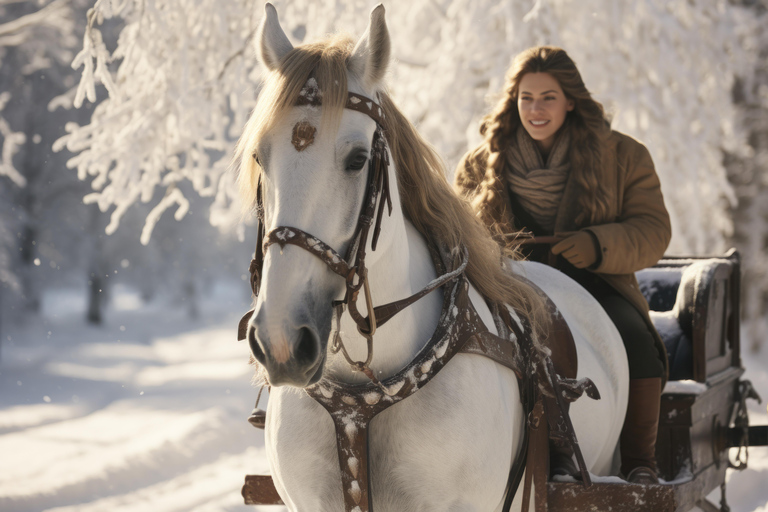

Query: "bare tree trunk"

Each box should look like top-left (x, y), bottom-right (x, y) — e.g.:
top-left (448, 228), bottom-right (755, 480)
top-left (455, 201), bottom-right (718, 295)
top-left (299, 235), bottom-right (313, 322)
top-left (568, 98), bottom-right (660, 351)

top-left (724, 4), bottom-right (768, 352)
top-left (86, 208), bottom-right (107, 325)
top-left (86, 273), bottom-right (103, 324)
top-left (0, 287), bottom-right (3, 363)
top-left (184, 280), bottom-right (199, 319)
top-left (18, 223), bottom-right (40, 313)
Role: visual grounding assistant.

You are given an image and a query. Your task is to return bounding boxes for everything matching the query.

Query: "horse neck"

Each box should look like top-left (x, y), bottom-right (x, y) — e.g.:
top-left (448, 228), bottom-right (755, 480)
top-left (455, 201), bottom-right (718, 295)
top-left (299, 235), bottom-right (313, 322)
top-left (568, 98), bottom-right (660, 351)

top-left (328, 161), bottom-right (443, 383)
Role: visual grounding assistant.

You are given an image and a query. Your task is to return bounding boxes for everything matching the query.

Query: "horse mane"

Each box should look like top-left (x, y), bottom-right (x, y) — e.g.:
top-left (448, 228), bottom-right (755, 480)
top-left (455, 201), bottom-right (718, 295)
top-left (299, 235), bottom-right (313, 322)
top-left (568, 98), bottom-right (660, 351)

top-left (234, 34), bottom-right (546, 334)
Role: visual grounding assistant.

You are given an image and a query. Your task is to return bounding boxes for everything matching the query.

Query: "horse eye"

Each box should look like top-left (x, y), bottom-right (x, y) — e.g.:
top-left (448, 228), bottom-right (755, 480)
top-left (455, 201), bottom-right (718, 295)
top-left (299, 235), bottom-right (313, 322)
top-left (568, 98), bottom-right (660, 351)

top-left (252, 153), bottom-right (261, 166)
top-left (346, 153), bottom-right (368, 172)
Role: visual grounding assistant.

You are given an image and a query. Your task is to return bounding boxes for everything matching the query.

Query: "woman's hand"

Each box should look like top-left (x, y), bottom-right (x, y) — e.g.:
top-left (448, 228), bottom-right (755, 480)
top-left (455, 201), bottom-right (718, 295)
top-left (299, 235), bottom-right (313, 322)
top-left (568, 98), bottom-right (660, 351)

top-left (551, 231), bottom-right (599, 269)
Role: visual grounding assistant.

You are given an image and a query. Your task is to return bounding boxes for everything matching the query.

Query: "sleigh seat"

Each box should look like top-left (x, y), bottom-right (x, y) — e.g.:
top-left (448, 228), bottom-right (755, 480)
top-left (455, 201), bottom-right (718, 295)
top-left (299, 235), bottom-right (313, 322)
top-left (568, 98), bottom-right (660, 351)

top-left (544, 251), bottom-right (746, 512)
top-left (637, 249), bottom-right (741, 384)
top-left (636, 249), bottom-right (743, 484)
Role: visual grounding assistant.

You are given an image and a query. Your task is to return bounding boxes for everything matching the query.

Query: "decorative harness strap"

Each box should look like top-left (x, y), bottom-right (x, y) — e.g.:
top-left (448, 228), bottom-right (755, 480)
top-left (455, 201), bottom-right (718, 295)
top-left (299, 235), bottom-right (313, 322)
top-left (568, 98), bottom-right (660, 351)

top-left (305, 267), bottom-right (491, 512)
top-left (239, 84), bottom-right (601, 512)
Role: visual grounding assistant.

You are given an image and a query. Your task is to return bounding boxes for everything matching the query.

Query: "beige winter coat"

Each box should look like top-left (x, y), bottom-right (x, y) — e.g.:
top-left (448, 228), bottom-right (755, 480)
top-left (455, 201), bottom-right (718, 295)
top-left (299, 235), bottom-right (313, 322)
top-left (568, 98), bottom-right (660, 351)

top-left (454, 130), bottom-right (672, 379)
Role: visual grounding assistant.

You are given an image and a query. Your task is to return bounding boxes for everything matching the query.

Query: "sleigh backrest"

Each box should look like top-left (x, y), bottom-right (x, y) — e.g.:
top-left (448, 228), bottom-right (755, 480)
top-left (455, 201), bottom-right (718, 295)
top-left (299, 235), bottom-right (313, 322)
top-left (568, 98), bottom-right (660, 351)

top-left (635, 249), bottom-right (741, 383)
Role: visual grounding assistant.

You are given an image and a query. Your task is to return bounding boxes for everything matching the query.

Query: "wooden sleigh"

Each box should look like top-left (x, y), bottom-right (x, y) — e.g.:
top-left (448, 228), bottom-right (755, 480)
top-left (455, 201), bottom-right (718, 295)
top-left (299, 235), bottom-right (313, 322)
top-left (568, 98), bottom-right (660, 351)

top-left (242, 249), bottom-right (767, 511)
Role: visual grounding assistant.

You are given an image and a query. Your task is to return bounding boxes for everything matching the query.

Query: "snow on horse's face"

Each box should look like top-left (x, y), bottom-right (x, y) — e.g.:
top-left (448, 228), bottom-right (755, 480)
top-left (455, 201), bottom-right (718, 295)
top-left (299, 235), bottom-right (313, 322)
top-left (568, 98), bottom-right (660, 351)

top-left (246, 4), bottom-right (391, 387)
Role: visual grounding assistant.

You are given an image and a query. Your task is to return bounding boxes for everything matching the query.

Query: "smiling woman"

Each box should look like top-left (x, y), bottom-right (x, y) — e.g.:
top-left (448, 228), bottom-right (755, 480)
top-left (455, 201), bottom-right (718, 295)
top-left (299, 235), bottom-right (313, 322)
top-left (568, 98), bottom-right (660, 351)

top-left (517, 72), bottom-right (574, 156)
top-left (454, 45), bottom-right (672, 485)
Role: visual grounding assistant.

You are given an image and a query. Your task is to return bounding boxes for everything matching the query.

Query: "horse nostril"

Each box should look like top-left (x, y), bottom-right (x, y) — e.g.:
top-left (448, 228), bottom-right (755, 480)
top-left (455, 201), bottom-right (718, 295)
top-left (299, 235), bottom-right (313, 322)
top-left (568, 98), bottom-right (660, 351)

top-left (295, 327), bottom-right (319, 366)
top-left (248, 326), bottom-right (266, 365)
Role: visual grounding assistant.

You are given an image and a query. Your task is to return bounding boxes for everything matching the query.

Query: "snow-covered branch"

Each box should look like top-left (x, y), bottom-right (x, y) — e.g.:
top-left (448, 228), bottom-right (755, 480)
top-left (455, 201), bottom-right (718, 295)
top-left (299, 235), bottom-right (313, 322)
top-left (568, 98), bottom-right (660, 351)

top-left (0, 0), bottom-right (69, 39)
top-left (60, 0), bottom-right (760, 260)
top-left (0, 92), bottom-right (26, 187)
top-left (0, 0), bottom-right (75, 187)
top-left (57, 0), bottom-right (263, 241)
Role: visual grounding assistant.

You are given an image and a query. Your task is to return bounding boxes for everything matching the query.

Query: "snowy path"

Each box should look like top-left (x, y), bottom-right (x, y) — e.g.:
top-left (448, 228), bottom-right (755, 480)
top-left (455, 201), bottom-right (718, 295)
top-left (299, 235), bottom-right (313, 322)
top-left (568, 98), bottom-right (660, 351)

top-left (0, 284), bottom-right (766, 511)
top-left (0, 285), bottom-right (284, 512)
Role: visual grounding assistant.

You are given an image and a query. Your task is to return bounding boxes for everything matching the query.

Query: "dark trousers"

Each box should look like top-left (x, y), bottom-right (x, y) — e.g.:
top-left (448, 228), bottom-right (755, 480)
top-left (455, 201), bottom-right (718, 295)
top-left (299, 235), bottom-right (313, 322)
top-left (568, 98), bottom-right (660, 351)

top-left (566, 268), bottom-right (665, 380)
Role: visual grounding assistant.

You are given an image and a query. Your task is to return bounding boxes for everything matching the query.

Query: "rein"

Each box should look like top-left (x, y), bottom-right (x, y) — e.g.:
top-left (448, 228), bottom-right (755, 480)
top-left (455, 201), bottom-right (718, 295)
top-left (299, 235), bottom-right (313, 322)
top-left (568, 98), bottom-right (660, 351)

top-left (245, 90), bottom-right (467, 383)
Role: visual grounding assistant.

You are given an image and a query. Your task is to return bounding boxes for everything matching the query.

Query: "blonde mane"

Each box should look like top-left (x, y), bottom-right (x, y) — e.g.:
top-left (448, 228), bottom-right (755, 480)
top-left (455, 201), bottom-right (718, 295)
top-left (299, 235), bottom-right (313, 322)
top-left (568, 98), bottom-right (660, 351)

top-left (234, 34), bottom-right (545, 332)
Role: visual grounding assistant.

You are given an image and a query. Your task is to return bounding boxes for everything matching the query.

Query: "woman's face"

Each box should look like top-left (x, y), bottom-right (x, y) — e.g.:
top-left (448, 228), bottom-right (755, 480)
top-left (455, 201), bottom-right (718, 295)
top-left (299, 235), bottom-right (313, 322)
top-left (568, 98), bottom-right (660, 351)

top-left (517, 72), bottom-right (574, 154)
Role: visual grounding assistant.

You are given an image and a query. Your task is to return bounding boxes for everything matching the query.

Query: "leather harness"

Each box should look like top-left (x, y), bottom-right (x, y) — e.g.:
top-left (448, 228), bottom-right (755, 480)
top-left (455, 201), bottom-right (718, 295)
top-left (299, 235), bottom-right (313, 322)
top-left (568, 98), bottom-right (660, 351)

top-left (238, 86), bottom-right (600, 512)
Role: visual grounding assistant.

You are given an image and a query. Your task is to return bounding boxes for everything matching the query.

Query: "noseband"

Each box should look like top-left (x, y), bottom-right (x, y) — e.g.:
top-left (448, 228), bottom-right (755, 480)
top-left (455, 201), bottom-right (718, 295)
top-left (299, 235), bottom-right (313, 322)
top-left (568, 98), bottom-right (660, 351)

top-left (244, 89), bottom-right (467, 381)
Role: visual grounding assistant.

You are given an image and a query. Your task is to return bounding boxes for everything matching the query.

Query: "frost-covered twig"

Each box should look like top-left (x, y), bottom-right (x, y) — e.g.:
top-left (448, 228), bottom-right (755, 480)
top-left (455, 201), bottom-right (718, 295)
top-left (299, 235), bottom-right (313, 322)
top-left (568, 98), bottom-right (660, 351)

top-left (0, 93), bottom-right (26, 187)
top-left (139, 186), bottom-right (190, 245)
top-left (0, 0), bottom-right (73, 187)
top-left (0, 0), bottom-right (70, 39)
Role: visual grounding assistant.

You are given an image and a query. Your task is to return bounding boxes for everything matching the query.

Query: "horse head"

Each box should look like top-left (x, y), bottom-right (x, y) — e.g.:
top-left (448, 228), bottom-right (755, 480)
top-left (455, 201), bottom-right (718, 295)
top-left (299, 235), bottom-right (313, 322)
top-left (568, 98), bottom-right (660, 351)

top-left (238, 4), bottom-right (396, 387)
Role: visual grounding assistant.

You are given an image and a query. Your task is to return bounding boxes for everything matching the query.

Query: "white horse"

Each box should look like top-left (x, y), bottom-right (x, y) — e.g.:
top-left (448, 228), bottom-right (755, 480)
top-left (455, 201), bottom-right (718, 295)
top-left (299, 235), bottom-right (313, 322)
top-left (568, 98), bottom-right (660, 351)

top-left (237, 4), bottom-right (629, 511)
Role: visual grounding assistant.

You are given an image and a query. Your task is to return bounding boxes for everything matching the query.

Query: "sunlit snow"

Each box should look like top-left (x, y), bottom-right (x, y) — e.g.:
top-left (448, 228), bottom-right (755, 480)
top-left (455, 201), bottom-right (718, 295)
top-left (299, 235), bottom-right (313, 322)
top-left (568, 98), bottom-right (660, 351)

top-left (0, 285), bottom-right (280, 512)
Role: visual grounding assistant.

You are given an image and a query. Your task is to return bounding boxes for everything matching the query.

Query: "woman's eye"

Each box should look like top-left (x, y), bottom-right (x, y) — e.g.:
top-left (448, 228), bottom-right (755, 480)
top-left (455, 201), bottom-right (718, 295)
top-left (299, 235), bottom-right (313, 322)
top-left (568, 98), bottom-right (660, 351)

top-left (346, 153), bottom-right (368, 171)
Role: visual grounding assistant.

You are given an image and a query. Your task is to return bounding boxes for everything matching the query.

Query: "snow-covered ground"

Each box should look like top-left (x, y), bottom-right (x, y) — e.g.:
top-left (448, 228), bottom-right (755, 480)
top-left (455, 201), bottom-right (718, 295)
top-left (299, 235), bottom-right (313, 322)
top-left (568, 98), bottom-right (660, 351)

top-left (0, 283), bottom-right (766, 511)
top-left (0, 282), bottom-right (280, 512)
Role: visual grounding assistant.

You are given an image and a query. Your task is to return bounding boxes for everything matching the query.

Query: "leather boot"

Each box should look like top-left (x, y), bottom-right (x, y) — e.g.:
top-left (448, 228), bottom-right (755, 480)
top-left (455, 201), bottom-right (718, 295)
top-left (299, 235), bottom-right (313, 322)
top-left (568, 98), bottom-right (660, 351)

top-left (549, 438), bottom-right (579, 478)
top-left (620, 377), bottom-right (662, 483)
top-left (546, 396), bottom-right (579, 478)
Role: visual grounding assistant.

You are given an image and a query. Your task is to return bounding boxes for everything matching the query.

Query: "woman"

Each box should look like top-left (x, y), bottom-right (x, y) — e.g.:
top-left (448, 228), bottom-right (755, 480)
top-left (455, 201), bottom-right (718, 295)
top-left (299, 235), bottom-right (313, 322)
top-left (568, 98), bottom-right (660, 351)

top-left (454, 46), bottom-right (671, 485)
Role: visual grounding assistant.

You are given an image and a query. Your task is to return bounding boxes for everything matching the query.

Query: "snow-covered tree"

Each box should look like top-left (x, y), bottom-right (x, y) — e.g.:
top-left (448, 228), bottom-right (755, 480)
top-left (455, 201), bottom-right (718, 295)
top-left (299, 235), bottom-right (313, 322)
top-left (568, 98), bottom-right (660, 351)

top-left (0, 0), bottom-right (75, 187)
top-left (0, 0), bottom-right (93, 314)
top-left (54, 0), bottom-right (263, 245)
top-left (725, 0), bottom-right (768, 350)
top-left (60, 0), bottom-right (766, 336)
top-left (0, 0), bottom-right (80, 330)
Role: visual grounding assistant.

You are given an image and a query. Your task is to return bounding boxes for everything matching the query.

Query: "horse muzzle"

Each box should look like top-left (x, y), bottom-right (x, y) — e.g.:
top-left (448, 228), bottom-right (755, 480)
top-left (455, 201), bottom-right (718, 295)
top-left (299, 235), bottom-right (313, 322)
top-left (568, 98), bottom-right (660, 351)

top-left (248, 309), bottom-right (327, 388)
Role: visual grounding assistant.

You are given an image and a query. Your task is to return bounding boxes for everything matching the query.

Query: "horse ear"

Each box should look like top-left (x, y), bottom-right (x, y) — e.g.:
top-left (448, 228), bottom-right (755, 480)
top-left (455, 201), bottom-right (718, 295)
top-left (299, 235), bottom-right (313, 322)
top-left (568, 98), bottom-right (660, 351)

top-left (349, 4), bottom-right (390, 91)
top-left (257, 3), bottom-right (294, 71)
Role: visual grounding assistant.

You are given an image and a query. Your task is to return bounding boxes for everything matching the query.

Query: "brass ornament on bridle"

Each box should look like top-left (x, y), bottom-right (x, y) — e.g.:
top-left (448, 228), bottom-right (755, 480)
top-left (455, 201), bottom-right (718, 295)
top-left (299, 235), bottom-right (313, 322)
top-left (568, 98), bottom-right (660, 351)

top-left (291, 121), bottom-right (316, 151)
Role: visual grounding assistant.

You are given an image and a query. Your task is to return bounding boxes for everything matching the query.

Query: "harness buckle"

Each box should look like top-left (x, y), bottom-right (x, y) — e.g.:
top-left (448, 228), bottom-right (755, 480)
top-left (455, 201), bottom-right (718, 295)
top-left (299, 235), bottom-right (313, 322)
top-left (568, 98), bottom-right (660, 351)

top-left (345, 266), bottom-right (362, 289)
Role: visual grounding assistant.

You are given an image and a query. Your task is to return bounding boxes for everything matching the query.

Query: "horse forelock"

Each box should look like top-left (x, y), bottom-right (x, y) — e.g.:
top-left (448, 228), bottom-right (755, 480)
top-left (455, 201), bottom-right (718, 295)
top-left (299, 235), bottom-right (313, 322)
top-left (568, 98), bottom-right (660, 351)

top-left (235, 34), bottom-right (363, 209)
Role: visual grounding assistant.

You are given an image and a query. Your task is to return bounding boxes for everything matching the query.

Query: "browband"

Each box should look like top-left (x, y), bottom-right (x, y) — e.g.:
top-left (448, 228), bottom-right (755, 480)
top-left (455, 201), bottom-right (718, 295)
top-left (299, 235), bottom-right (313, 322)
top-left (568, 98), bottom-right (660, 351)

top-left (295, 90), bottom-right (386, 127)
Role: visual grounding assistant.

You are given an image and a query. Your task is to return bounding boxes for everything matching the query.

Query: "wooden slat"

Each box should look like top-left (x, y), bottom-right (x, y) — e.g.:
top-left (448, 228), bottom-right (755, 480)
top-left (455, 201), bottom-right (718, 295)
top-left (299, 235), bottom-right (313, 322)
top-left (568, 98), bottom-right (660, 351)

top-left (546, 461), bottom-right (728, 512)
top-left (243, 465), bottom-right (730, 510)
top-left (243, 475), bottom-right (284, 506)
top-left (548, 481), bottom-right (676, 512)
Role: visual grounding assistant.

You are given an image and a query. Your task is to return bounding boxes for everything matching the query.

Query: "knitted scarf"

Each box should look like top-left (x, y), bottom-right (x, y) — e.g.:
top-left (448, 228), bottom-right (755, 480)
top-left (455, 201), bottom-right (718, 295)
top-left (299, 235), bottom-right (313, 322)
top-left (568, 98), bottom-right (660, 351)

top-left (504, 126), bottom-right (571, 232)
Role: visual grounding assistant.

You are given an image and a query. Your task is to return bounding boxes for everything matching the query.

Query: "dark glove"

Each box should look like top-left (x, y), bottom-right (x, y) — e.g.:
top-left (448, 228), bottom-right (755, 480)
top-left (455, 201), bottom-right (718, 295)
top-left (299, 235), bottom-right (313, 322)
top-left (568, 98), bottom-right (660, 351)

top-left (551, 231), bottom-right (599, 269)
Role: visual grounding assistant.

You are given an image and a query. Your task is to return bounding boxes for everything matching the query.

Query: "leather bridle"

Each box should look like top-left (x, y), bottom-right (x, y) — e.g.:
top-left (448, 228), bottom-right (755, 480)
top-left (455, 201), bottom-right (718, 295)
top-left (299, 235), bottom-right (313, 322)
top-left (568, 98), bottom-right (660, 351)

top-left (246, 89), bottom-right (467, 381)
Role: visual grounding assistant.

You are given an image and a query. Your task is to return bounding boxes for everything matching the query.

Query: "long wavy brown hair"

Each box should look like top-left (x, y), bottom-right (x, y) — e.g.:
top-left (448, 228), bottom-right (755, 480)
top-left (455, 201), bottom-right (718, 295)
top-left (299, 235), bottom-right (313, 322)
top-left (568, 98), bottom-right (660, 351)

top-left (235, 34), bottom-right (546, 334)
top-left (477, 46), bottom-right (611, 227)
